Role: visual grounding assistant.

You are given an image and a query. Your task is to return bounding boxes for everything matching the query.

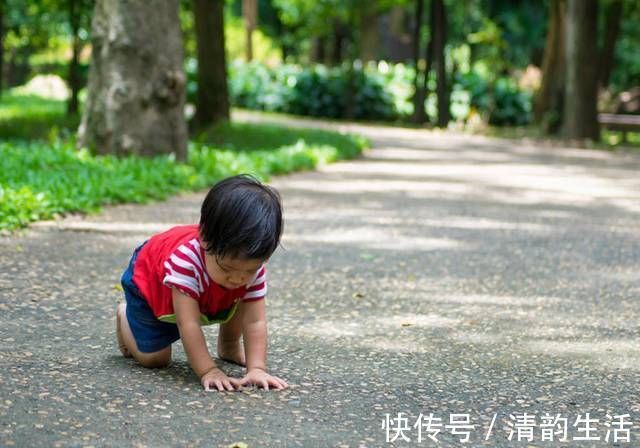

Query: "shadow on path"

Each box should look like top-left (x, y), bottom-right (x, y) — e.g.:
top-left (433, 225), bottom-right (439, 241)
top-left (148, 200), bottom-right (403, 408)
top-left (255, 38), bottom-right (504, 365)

top-left (1, 113), bottom-right (639, 447)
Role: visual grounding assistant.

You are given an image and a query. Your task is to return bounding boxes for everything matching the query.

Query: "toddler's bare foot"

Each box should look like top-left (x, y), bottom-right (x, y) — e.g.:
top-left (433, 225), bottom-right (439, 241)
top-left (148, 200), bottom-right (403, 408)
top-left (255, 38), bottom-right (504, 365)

top-left (116, 303), bottom-right (132, 358)
top-left (217, 339), bottom-right (246, 366)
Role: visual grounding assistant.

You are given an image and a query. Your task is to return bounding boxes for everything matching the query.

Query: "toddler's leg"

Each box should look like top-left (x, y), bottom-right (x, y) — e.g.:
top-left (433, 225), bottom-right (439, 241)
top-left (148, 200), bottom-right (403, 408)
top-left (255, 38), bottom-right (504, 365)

top-left (217, 303), bottom-right (246, 366)
top-left (116, 304), bottom-right (133, 358)
top-left (116, 303), bottom-right (172, 368)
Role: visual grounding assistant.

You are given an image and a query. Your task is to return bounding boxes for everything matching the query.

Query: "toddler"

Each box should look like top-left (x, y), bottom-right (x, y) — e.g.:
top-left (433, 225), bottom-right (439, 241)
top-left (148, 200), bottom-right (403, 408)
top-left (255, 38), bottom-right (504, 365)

top-left (116, 174), bottom-right (288, 391)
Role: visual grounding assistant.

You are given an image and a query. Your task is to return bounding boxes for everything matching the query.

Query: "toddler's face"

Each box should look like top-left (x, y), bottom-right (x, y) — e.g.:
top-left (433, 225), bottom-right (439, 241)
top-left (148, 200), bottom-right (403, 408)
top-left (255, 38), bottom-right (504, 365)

top-left (204, 253), bottom-right (263, 290)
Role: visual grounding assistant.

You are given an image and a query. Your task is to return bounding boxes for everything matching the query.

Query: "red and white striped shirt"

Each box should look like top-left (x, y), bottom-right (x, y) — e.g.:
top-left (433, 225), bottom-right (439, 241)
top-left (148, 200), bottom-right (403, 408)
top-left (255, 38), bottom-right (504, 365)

top-left (132, 225), bottom-right (267, 324)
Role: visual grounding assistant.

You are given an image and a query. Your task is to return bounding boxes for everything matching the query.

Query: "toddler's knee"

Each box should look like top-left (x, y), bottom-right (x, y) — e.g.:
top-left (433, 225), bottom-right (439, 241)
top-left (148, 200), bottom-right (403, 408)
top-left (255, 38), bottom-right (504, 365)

top-left (140, 357), bottom-right (170, 369)
top-left (137, 350), bottom-right (171, 369)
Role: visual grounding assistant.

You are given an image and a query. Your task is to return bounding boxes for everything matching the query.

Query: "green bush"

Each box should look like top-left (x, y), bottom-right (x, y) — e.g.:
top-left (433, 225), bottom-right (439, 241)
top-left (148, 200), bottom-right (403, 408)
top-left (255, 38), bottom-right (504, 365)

top-left (218, 60), bottom-right (534, 126)
top-left (455, 70), bottom-right (532, 126)
top-left (228, 60), bottom-right (298, 112)
top-left (223, 61), bottom-right (399, 120)
top-left (490, 77), bottom-right (532, 126)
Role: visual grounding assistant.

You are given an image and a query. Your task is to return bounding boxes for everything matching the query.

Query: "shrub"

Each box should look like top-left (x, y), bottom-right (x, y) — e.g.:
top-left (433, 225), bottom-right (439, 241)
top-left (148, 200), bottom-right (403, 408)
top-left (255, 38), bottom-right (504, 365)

top-left (224, 61), bottom-right (399, 120)
top-left (490, 77), bottom-right (532, 126)
top-left (455, 70), bottom-right (532, 126)
top-left (220, 60), bottom-right (533, 126)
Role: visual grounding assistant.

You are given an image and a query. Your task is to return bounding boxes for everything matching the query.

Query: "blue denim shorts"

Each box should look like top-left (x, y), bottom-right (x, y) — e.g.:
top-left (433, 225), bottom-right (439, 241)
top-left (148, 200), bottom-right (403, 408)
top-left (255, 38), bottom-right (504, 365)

top-left (121, 244), bottom-right (181, 353)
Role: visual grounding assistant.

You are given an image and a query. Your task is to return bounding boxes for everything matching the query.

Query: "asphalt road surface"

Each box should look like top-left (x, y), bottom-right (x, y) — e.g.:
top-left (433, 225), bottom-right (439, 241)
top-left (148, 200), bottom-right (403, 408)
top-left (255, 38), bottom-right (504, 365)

top-left (2, 115), bottom-right (639, 447)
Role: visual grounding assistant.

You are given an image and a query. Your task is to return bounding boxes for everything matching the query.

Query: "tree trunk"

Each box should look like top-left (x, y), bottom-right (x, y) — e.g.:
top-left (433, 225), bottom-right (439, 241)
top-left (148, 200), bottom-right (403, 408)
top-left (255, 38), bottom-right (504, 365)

top-left (67, 0), bottom-right (81, 116)
top-left (272, 8), bottom-right (291, 62)
top-left (79, 0), bottom-right (187, 159)
top-left (330, 21), bottom-right (346, 66)
top-left (280, 24), bottom-right (297, 62)
top-left (564, 0), bottom-right (599, 141)
top-left (343, 9), bottom-right (357, 120)
top-left (242, 0), bottom-right (257, 61)
top-left (598, 0), bottom-right (622, 88)
top-left (411, 0), bottom-right (426, 124)
top-left (432, 0), bottom-right (449, 128)
top-left (311, 36), bottom-right (326, 64)
top-left (534, 0), bottom-right (566, 133)
top-left (421, 37), bottom-right (434, 122)
top-left (359, 8), bottom-right (378, 63)
top-left (0, 0), bottom-right (4, 96)
top-left (192, 0), bottom-right (230, 128)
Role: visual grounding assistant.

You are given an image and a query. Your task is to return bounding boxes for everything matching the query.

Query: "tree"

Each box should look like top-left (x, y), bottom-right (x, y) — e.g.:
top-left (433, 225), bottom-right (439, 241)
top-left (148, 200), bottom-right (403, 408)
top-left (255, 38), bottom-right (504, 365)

top-left (359, 6), bottom-right (378, 62)
top-left (330, 19), bottom-right (347, 65)
top-left (432, 0), bottom-right (449, 127)
top-left (0, 0), bottom-right (4, 96)
top-left (563, 0), bottom-right (599, 141)
top-left (534, 0), bottom-right (566, 133)
top-left (342, 4), bottom-right (357, 119)
top-left (66, 0), bottom-right (92, 116)
top-left (79, 0), bottom-right (187, 159)
top-left (410, 0), bottom-right (426, 123)
top-left (2, 1), bottom-right (62, 89)
top-left (273, 0), bottom-right (354, 65)
top-left (243, 0), bottom-right (257, 61)
top-left (192, 0), bottom-right (229, 128)
top-left (599, 0), bottom-right (623, 88)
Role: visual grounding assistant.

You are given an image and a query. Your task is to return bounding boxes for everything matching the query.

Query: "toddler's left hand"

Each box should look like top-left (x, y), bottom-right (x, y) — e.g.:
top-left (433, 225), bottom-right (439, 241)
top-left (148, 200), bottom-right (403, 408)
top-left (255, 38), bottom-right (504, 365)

top-left (239, 368), bottom-right (288, 391)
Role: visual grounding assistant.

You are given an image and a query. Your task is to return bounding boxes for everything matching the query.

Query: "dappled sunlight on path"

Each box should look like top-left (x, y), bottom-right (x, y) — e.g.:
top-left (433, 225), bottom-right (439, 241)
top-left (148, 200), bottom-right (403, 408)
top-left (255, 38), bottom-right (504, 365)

top-left (2, 114), bottom-right (639, 446)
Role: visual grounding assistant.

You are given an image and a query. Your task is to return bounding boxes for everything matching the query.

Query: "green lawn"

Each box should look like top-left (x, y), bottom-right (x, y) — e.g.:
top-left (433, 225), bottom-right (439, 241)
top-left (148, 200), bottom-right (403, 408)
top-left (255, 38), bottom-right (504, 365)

top-left (0, 92), bottom-right (368, 231)
top-left (0, 91), bottom-right (79, 140)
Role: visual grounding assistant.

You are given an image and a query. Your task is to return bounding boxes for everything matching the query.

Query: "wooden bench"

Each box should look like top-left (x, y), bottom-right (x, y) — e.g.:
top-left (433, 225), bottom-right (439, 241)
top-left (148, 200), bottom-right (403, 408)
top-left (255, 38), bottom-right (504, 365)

top-left (598, 113), bottom-right (640, 142)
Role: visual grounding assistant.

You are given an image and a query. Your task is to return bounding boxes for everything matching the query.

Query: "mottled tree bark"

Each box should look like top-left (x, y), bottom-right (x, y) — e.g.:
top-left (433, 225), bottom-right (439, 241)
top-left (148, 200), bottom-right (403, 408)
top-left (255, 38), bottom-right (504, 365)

top-left (79, 0), bottom-right (187, 159)
top-left (534, 0), bottom-right (566, 133)
top-left (564, 0), bottom-right (599, 141)
top-left (192, 0), bottom-right (230, 128)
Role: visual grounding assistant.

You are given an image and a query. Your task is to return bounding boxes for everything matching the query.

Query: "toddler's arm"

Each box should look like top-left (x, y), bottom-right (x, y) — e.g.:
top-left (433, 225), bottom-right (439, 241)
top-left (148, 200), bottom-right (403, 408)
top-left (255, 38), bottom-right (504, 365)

top-left (172, 289), bottom-right (240, 391)
top-left (239, 299), bottom-right (288, 390)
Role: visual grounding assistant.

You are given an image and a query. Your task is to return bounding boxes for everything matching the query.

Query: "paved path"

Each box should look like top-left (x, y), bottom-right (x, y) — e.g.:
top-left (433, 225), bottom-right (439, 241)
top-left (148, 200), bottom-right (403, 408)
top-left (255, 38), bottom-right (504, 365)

top-left (2, 115), bottom-right (640, 447)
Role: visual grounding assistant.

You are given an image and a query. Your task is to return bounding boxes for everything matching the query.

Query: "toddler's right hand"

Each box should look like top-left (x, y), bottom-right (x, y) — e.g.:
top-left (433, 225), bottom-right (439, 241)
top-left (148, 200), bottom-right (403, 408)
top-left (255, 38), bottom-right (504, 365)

top-left (201, 366), bottom-right (241, 391)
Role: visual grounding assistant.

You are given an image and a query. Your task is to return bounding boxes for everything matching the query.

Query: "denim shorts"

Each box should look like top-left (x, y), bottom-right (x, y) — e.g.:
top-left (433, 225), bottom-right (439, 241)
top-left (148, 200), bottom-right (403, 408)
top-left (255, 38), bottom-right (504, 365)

top-left (121, 244), bottom-right (181, 353)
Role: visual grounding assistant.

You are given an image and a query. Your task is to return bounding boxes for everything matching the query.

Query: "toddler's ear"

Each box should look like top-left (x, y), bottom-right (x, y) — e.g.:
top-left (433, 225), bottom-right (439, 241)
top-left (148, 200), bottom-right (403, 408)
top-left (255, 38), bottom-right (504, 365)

top-left (198, 233), bottom-right (209, 250)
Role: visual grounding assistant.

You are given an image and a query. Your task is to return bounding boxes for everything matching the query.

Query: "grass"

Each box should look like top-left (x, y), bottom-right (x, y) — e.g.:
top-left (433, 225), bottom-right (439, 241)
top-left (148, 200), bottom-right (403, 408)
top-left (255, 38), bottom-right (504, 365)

top-left (0, 91), bottom-right (80, 140)
top-left (201, 120), bottom-right (367, 152)
top-left (0, 92), bottom-right (368, 231)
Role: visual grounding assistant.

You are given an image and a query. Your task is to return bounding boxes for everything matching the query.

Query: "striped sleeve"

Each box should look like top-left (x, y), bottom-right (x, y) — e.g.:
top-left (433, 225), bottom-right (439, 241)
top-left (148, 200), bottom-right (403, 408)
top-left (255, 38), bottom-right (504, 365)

top-left (242, 266), bottom-right (267, 302)
top-left (162, 238), bottom-right (208, 300)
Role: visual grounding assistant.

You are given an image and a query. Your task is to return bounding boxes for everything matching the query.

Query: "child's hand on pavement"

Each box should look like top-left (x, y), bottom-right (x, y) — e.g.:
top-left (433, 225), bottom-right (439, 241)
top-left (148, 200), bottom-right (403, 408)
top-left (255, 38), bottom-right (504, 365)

top-left (201, 367), bottom-right (241, 391)
top-left (239, 368), bottom-right (288, 391)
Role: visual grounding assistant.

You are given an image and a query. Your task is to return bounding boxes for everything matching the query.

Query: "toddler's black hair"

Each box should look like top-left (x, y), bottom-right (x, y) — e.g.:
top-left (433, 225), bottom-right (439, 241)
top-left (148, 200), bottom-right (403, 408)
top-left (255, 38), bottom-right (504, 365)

top-left (199, 174), bottom-right (283, 260)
